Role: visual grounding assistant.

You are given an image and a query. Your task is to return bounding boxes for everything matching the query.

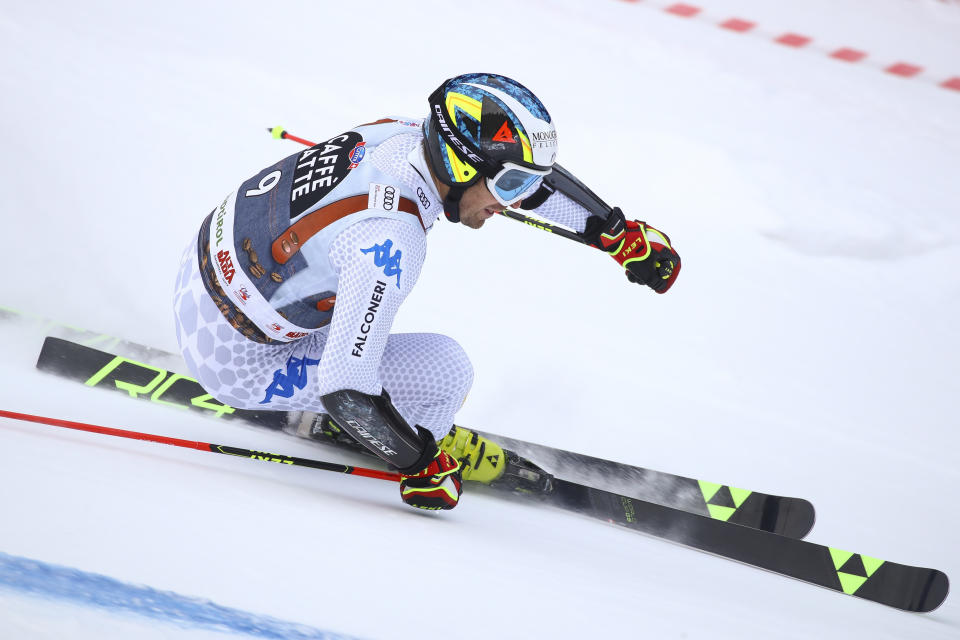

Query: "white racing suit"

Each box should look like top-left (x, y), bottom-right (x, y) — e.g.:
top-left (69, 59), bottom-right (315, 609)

top-left (173, 118), bottom-right (592, 441)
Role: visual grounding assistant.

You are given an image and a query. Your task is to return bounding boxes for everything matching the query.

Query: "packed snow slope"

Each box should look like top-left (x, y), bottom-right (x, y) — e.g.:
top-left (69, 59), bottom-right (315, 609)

top-left (1, 1), bottom-right (959, 638)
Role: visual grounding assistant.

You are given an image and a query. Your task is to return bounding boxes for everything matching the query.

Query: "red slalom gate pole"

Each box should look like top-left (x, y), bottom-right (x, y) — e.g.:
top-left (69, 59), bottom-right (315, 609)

top-left (0, 409), bottom-right (401, 482)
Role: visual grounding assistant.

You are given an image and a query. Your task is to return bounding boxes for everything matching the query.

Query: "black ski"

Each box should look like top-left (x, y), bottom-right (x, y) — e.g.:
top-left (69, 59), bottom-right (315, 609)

top-left (35, 335), bottom-right (814, 538)
top-left (541, 474), bottom-right (948, 612)
top-left (471, 429), bottom-right (814, 537)
top-left (29, 336), bottom-right (950, 612)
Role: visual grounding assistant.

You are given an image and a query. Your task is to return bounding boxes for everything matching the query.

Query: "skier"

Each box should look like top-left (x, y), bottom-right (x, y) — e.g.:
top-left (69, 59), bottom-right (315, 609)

top-left (173, 73), bottom-right (680, 511)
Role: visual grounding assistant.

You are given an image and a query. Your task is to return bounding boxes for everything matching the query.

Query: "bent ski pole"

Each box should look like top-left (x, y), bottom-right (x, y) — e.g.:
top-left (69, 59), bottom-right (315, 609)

top-left (266, 126), bottom-right (587, 245)
top-left (0, 409), bottom-right (401, 482)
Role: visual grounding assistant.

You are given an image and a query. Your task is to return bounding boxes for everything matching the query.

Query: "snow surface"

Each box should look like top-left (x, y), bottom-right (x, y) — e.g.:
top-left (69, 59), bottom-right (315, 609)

top-left (1, 0), bottom-right (959, 638)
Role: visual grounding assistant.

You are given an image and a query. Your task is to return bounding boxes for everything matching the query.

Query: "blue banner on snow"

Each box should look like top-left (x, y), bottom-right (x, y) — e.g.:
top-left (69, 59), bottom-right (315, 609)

top-left (0, 551), bottom-right (363, 639)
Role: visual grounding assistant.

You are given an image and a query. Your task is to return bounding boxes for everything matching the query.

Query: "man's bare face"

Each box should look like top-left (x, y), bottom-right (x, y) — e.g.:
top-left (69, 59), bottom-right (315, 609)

top-left (457, 181), bottom-right (518, 229)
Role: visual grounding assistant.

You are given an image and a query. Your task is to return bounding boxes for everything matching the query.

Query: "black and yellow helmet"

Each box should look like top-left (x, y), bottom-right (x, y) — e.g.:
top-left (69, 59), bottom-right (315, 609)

top-left (424, 73), bottom-right (558, 222)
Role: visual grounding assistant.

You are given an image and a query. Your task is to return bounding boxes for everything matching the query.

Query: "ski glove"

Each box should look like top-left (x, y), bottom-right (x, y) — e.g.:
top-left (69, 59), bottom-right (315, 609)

top-left (583, 208), bottom-right (681, 294)
top-left (399, 449), bottom-right (463, 511)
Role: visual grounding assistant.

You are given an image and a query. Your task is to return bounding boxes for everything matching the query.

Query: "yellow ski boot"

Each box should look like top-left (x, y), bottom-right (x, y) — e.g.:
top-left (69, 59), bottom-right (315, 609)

top-left (439, 426), bottom-right (506, 484)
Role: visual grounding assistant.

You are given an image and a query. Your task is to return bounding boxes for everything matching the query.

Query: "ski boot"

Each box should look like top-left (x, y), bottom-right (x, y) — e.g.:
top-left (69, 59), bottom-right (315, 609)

top-left (439, 425), bottom-right (507, 484)
top-left (305, 415), bottom-right (553, 494)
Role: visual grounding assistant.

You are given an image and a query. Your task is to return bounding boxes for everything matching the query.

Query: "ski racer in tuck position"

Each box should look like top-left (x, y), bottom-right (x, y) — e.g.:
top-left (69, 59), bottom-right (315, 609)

top-left (173, 73), bottom-right (681, 511)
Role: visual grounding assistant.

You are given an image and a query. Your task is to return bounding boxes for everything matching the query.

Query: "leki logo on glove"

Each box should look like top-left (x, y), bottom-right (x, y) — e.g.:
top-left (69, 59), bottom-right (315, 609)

top-left (260, 354), bottom-right (320, 404)
top-left (361, 239), bottom-right (402, 288)
top-left (618, 236), bottom-right (647, 260)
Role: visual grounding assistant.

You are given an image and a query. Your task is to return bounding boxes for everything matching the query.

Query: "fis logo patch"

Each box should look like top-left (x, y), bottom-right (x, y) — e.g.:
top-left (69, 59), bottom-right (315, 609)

top-left (361, 239), bottom-right (402, 289)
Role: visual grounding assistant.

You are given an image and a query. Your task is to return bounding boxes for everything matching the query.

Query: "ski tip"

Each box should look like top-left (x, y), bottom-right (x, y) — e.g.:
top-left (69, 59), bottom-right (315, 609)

top-left (916, 570), bottom-right (949, 613)
top-left (857, 563), bottom-right (949, 613)
top-left (783, 498), bottom-right (816, 540)
top-left (734, 495), bottom-right (816, 540)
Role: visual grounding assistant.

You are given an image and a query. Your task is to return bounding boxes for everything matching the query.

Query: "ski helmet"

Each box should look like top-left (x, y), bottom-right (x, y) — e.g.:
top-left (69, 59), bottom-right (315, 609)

top-left (424, 73), bottom-right (558, 222)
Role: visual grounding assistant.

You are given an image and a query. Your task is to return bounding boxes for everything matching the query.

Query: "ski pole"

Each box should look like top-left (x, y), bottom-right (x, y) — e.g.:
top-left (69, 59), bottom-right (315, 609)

top-left (267, 125), bottom-right (317, 148)
top-left (0, 409), bottom-right (401, 482)
top-left (266, 126), bottom-right (587, 244)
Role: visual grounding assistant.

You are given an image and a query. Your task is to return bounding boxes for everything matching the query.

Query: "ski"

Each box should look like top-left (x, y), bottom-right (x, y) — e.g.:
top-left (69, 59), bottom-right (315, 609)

top-left (34, 335), bottom-right (815, 538)
top-left (28, 336), bottom-right (949, 612)
top-left (470, 429), bottom-right (814, 537)
top-left (28, 335), bottom-right (950, 612)
top-left (533, 474), bottom-right (948, 612)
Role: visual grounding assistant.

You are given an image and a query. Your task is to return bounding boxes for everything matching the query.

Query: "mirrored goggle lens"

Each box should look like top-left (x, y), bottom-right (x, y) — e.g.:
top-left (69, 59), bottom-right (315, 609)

top-left (491, 169), bottom-right (542, 204)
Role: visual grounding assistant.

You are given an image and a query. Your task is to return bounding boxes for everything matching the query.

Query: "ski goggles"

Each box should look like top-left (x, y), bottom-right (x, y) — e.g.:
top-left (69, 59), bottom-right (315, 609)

top-left (487, 163), bottom-right (552, 208)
